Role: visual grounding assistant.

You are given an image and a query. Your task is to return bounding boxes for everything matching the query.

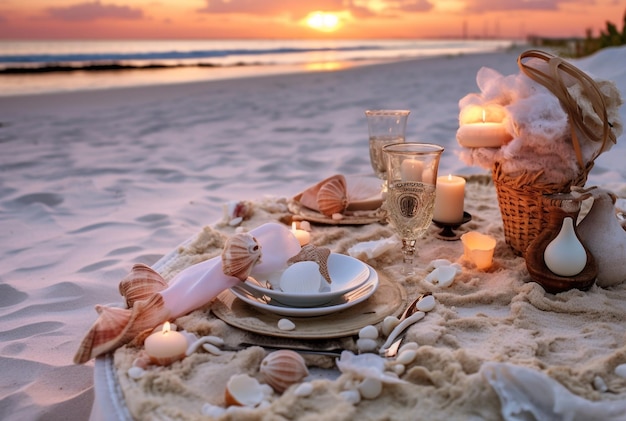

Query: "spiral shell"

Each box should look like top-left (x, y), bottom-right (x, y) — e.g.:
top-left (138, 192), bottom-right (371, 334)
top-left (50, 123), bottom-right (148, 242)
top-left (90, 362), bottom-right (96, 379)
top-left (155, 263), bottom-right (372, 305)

top-left (118, 263), bottom-right (168, 308)
top-left (221, 232), bottom-right (262, 281)
top-left (259, 350), bottom-right (309, 393)
top-left (317, 176), bottom-right (348, 217)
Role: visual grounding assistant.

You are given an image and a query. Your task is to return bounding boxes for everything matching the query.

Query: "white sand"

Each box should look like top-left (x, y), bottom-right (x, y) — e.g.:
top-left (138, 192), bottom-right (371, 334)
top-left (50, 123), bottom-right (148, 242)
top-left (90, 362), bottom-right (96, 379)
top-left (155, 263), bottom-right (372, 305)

top-left (0, 45), bottom-right (625, 420)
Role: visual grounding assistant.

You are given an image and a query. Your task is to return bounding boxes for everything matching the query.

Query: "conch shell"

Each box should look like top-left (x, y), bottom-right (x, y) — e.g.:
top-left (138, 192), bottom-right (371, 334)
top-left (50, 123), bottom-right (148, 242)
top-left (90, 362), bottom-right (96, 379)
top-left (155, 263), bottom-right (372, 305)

top-left (73, 293), bottom-right (170, 364)
top-left (287, 244), bottom-right (332, 283)
top-left (259, 350), bottom-right (309, 393)
top-left (221, 232), bottom-right (262, 281)
top-left (294, 174), bottom-right (349, 217)
top-left (119, 263), bottom-right (168, 308)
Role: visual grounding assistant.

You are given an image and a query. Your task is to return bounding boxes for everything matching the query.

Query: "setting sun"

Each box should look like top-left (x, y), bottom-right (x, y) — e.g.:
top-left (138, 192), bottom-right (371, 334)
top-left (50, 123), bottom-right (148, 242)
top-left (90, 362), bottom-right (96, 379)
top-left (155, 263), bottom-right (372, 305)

top-left (305, 11), bottom-right (341, 32)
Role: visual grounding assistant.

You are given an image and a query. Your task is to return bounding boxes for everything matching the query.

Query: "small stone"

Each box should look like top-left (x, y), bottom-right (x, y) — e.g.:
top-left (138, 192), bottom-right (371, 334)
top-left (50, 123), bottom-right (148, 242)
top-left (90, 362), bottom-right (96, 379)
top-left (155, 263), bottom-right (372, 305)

top-left (202, 403), bottom-right (226, 418)
top-left (416, 295), bottom-right (436, 312)
top-left (356, 338), bottom-right (378, 353)
top-left (382, 316), bottom-right (400, 337)
top-left (293, 382), bottom-right (314, 397)
top-left (392, 364), bottom-right (405, 375)
top-left (593, 376), bottom-right (608, 392)
top-left (357, 378), bottom-right (383, 399)
top-left (339, 389), bottom-right (361, 404)
top-left (278, 318), bottom-right (296, 331)
top-left (332, 213), bottom-right (344, 220)
top-left (398, 342), bottom-right (418, 354)
top-left (128, 366), bottom-right (145, 380)
top-left (358, 325), bottom-right (378, 340)
top-left (615, 363), bottom-right (626, 378)
top-left (396, 349), bottom-right (417, 365)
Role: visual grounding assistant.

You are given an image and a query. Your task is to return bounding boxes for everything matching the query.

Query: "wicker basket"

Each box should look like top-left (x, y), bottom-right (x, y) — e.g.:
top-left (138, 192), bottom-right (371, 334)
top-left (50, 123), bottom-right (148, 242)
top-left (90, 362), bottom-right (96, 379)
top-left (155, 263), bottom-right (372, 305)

top-left (492, 161), bottom-right (591, 256)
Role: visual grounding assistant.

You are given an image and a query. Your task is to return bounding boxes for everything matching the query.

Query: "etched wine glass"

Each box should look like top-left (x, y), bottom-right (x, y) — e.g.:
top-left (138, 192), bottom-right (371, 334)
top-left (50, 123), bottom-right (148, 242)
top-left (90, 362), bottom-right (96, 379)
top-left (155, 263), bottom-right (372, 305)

top-left (366, 110), bottom-right (410, 185)
top-left (382, 142), bottom-right (444, 274)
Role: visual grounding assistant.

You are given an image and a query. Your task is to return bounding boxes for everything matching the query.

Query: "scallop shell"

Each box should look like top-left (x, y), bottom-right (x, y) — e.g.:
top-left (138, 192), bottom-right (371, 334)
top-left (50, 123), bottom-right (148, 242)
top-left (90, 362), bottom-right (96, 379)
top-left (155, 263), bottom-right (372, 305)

top-left (118, 263), bottom-right (168, 308)
top-left (317, 176), bottom-right (348, 217)
top-left (225, 374), bottom-right (265, 407)
top-left (73, 293), bottom-right (171, 364)
top-left (221, 232), bottom-right (262, 281)
top-left (259, 350), bottom-right (309, 393)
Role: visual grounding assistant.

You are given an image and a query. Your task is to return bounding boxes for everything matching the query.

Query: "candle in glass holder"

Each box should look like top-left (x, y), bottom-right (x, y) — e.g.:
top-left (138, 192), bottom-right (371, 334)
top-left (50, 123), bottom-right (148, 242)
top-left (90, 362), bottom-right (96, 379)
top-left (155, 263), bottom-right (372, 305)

top-left (400, 158), bottom-right (423, 182)
top-left (461, 231), bottom-right (496, 270)
top-left (291, 222), bottom-right (310, 246)
top-left (144, 322), bottom-right (188, 366)
top-left (433, 175), bottom-right (466, 223)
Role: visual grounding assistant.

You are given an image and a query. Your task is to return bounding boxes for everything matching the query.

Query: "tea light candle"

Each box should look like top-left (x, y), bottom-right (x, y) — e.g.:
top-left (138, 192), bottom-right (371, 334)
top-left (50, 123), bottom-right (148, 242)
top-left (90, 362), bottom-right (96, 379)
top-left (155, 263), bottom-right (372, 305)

top-left (144, 322), bottom-right (188, 366)
top-left (400, 158), bottom-right (423, 182)
top-left (461, 231), bottom-right (496, 270)
top-left (456, 110), bottom-right (512, 148)
top-left (291, 222), bottom-right (310, 246)
top-left (433, 175), bottom-right (466, 223)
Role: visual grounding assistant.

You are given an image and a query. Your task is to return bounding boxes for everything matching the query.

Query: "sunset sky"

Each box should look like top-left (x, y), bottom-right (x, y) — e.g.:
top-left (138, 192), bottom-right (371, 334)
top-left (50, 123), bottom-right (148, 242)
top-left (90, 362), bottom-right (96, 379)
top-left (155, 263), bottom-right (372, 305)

top-left (0, 0), bottom-right (623, 40)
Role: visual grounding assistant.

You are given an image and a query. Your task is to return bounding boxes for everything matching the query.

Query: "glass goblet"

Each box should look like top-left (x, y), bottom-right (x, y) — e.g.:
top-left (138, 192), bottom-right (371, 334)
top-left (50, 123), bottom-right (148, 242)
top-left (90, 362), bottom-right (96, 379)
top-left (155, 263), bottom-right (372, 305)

top-left (365, 110), bottom-right (410, 183)
top-left (382, 142), bottom-right (444, 274)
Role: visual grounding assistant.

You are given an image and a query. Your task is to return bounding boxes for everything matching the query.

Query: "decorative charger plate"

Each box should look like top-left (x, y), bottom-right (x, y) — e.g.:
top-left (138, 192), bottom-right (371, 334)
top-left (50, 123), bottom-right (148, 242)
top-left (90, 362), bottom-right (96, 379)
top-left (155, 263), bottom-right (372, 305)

top-left (212, 269), bottom-right (406, 339)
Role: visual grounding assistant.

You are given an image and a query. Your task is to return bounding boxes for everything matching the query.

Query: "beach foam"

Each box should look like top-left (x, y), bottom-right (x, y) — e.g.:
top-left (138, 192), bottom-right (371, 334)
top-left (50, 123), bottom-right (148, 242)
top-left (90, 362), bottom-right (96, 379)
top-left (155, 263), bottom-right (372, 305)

top-left (0, 45), bottom-right (624, 420)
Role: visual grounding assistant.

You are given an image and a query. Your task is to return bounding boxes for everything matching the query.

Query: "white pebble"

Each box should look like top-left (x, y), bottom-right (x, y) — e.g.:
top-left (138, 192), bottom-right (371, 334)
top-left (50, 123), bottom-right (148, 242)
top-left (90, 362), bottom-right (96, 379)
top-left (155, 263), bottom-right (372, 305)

top-left (382, 316), bottom-right (400, 337)
top-left (277, 318), bottom-right (296, 331)
top-left (359, 325), bottom-right (378, 340)
top-left (396, 349), bottom-right (417, 365)
top-left (332, 213), bottom-right (344, 220)
top-left (392, 364), bottom-right (406, 375)
top-left (229, 217), bottom-right (243, 226)
top-left (398, 342), bottom-right (419, 353)
top-left (425, 266), bottom-right (457, 287)
top-left (128, 366), bottom-right (145, 380)
top-left (357, 378), bottom-right (383, 400)
top-left (356, 338), bottom-right (378, 353)
top-left (615, 364), bottom-right (626, 378)
top-left (416, 295), bottom-right (436, 312)
top-left (339, 389), bottom-right (361, 404)
top-left (202, 343), bottom-right (223, 355)
top-left (293, 382), bottom-right (314, 397)
top-left (593, 376), bottom-right (608, 392)
top-left (202, 403), bottom-right (226, 418)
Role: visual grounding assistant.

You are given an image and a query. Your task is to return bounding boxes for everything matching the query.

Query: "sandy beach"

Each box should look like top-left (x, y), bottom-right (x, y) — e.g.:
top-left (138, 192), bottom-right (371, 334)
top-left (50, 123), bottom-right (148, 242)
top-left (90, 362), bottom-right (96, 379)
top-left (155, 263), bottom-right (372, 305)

top-left (1, 45), bottom-right (625, 420)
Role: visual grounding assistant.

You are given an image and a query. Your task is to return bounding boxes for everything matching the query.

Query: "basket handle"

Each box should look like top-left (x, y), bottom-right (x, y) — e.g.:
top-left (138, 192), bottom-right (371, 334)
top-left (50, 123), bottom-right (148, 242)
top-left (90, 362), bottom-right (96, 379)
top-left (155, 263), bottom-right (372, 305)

top-left (517, 49), bottom-right (615, 169)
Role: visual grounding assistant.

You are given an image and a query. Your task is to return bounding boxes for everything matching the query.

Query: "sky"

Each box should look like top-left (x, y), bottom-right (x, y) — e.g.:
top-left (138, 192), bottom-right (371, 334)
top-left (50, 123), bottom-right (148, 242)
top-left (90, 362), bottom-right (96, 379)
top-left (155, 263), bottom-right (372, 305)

top-left (0, 0), bottom-right (624, 40)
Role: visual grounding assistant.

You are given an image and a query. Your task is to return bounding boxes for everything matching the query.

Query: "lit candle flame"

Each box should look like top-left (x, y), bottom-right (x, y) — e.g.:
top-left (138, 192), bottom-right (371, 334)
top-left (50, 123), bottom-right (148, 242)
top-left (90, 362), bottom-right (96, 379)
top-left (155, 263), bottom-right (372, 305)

top-left (162, 321), bottom-right (171, 334)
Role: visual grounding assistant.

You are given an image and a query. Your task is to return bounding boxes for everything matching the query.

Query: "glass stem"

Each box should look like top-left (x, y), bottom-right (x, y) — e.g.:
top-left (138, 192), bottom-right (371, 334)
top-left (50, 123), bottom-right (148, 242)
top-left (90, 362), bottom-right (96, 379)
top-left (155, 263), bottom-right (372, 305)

top-left (401, 238), bottom-right (417, 264)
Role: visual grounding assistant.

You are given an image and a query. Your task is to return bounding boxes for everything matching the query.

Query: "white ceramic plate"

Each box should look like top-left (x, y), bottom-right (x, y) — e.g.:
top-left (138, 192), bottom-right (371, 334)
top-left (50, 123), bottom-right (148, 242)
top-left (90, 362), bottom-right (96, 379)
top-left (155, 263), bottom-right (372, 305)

top-left (243, 253), bottom-right (370, 307)
top-left (230, 266), bottom-right (379, 317)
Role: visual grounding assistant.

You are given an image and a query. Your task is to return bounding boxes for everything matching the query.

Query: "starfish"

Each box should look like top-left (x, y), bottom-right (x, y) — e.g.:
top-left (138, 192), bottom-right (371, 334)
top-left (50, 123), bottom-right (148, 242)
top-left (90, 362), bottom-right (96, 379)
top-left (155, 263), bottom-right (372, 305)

top-left (287, 244), bottom-right (332, 284)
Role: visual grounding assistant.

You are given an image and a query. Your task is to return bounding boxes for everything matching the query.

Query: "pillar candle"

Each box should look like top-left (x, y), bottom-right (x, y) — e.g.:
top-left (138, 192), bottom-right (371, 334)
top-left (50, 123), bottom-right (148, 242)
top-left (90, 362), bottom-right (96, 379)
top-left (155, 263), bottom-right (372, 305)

top-left (433, 175), bottom-right (466, 223)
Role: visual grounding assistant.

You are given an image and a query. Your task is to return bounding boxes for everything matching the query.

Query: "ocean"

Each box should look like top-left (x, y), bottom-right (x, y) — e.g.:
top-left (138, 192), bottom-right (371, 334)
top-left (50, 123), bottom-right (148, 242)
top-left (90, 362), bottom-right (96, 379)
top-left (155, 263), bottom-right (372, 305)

top-left (0, 39), bottom-right (516, 97)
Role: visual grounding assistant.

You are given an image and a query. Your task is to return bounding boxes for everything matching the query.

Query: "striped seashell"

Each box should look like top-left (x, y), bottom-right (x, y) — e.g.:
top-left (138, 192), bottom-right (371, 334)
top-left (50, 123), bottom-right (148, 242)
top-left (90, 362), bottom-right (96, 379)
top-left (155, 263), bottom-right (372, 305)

top-left (221, 232), bottom-right (263, 281)
top-left (317, 176), bottom-right (348, 217)
top-left (118, 263), bottom-right (168, 308)
top-left (259, 350), bottom-right (309, 393)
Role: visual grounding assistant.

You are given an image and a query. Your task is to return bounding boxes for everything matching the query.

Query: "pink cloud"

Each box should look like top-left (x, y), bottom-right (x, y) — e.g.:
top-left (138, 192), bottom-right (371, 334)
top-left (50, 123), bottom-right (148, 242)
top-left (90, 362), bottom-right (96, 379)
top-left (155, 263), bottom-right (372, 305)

top-left (46, 1), bottom-right (144, 22)
top-left (464, 0), bottom-right (565, 13)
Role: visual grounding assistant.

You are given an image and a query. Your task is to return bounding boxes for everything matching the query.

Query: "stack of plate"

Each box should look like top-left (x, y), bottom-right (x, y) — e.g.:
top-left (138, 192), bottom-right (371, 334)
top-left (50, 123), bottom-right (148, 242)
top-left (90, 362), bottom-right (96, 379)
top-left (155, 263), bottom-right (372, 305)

top-left (230, 253), bottom-right (379, 317)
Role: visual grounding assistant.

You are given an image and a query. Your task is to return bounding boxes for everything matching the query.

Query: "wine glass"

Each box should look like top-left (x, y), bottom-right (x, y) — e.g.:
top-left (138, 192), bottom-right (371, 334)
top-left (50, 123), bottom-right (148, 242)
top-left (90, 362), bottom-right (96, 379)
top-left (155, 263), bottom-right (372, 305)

top-left (382, 142), bottom-right (444, 274)
top-left (365, 110), bottom-right (410, 185)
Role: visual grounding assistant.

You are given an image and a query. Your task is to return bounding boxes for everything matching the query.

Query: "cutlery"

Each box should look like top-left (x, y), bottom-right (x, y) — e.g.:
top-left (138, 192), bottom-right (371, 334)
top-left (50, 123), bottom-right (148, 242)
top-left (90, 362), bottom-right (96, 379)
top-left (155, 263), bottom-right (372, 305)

top-left (380, 292), bottom-right (431, 358)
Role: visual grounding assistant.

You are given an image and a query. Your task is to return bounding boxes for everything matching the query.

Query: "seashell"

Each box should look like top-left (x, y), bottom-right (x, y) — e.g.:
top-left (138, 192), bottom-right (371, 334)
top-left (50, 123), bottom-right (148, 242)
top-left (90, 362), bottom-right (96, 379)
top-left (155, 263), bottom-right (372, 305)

top-left (317, 176), bottom-right (348, 216)
top-left (425, 266), bottom-right (457, 287)
top-left (259, 350), bottom-right (309, 393)
top-left (279, 262), bottom-right (322, 294)
top-left (357, 377), bottom-right (383, 400)
top-left (221, 232), bottom-right (263, 281)
top-left (73, 293), bottom-right (171, 364)
top-left (293, 174), bottom-right (347, 213)
top-left (224, 374), bottom-right (265, 407)
top-left (287, 245), bottom-right (332, 284)
top-left (118, 263), bottom-right (168, 308)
